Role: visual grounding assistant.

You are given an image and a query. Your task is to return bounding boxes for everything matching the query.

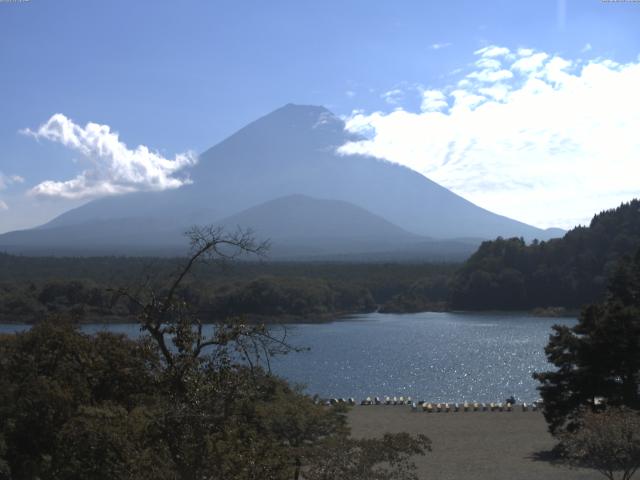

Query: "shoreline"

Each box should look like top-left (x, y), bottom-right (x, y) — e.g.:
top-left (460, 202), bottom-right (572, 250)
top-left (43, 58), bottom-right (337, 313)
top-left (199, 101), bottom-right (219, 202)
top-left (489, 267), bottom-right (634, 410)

top-left (0, 306), bottom-right (579, 326)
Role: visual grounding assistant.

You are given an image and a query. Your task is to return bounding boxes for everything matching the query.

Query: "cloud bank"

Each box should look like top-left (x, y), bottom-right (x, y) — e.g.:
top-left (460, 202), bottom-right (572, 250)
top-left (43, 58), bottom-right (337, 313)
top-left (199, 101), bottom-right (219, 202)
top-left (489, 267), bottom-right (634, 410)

top-left (339, 46), bottom-right (640, 229)
top-left (23, 114), bottom-right (197, 199)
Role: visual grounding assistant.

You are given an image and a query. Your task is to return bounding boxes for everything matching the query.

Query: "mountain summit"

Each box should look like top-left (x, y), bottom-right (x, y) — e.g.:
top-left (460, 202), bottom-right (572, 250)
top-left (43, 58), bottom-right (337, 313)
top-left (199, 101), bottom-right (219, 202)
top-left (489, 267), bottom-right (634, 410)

top-left (0, 104), bottom-right (562, 257)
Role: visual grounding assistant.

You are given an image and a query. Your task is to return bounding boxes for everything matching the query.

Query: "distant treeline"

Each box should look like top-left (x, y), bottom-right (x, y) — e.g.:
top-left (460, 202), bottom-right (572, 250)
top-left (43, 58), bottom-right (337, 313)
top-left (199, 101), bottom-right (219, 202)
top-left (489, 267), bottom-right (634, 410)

top-left (0, 256), bottom-right (457, 322)
top-left (3, 200), bottom-right (640, 321)
top-left (449, 200), bottom-right (640, 310)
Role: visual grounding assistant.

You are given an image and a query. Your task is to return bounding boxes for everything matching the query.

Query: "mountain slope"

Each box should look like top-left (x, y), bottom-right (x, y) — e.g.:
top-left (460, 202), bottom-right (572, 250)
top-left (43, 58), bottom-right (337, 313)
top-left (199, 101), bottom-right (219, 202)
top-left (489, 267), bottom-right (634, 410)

top-left (214, 194), bottom-right (422, 258)
top-left (218, 194), bottom-right (418, 240)
top-left (0, 104), bottom-right (562, 256)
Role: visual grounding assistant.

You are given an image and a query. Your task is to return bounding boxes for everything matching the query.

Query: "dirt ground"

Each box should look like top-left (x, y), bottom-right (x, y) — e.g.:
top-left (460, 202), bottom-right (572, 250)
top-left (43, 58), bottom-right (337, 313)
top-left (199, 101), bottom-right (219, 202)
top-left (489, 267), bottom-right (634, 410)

top-left (348, 405), bottom-right (601, 480)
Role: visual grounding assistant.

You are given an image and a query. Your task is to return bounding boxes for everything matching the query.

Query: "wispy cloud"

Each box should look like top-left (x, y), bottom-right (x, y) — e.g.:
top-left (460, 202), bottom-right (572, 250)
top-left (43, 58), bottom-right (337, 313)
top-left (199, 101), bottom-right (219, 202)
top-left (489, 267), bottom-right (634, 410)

top-left (474, 45), bottom-right (511, 58)
top-left (22, 114), bottom-right (197, 200)
top-left (0, 173), bottom-right (24, 211)
top-left (0, 173), bottom-right (24, 191)
top-left (430, 42), bottom-right (452, 50)
top-left (381, 88), bottom-right (405, 105)
top-left (339, 45), bottom-right (640, 229)
top-left (581, 43), bottom-right (592, 53)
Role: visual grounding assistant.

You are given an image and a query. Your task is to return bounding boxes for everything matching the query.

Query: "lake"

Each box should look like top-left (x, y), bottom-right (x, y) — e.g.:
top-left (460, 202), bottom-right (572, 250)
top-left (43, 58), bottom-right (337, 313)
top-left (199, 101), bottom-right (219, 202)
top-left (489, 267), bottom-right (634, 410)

top-left (0, 312), bottom-right (574, 403)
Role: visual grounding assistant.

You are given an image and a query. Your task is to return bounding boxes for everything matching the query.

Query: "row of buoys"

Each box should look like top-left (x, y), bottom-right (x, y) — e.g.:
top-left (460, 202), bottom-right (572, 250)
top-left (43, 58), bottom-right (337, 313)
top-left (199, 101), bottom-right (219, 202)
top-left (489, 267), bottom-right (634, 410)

top-left (361, 396), bottom-right (413, 406)
top-left (314, 397), bottom-right (543, 412)
top-left (318, 398), bottom-right (358, 406)
top-left (418, 401), bottom-right (506, 412)
top-left (414, 401), bottom-right (541, 412)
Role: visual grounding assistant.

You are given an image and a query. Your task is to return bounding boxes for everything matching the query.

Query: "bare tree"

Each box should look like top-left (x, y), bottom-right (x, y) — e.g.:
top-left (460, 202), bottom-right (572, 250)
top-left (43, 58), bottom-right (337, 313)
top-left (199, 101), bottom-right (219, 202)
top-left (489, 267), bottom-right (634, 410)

top-left (110, 226), bottom-right (304, 479)
top-left (113, 225), bottom-right (293, 375)
top-left (305, 433), bottom-right (431, 480)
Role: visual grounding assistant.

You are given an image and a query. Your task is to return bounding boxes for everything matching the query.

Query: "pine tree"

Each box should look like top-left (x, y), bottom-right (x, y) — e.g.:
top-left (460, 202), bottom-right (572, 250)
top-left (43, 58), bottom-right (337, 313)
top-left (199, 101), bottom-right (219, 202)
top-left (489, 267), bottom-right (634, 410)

top-left (534, 250), bottom-right (640, 434)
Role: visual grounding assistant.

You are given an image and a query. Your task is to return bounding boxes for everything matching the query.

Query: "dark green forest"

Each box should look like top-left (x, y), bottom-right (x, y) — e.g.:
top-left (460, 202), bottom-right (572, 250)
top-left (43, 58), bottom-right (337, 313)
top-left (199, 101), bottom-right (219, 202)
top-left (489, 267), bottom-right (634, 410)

top-left (450, 200), bottom-right (640, 310)
top-left (0, 255), bottom-right (456, 323)
top-left (3, 199), bottom-right (640, 321)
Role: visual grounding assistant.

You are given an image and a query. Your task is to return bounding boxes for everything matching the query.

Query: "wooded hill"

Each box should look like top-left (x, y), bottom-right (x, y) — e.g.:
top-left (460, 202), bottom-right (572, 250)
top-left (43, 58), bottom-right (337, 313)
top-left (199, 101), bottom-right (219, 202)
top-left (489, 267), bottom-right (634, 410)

top-left (449, 200), bottom-right (640, 310)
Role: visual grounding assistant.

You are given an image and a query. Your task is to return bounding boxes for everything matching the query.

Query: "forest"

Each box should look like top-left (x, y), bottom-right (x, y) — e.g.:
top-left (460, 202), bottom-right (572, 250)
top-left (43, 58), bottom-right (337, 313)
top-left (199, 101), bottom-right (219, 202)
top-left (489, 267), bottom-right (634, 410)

top-left (2, 199), bottom-right (640, 322)
top-left (449, 200), bottom-right (640, 310)
top-left (0, 255), bottom-right (456, 323)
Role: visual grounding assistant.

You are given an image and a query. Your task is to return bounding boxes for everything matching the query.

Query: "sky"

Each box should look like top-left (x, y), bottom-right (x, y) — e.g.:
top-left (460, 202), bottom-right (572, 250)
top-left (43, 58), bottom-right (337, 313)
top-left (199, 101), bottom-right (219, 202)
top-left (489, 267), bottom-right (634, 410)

top-left (1, 0), bottom-right (639, 233)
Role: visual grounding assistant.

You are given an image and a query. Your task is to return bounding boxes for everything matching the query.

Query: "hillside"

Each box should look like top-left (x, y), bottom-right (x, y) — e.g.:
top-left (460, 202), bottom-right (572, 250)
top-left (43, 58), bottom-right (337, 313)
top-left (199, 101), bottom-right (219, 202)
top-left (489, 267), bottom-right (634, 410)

top-left (216, 194), bottom-right (420, 256)
top-left (449, 199), bottom-right (640, 310)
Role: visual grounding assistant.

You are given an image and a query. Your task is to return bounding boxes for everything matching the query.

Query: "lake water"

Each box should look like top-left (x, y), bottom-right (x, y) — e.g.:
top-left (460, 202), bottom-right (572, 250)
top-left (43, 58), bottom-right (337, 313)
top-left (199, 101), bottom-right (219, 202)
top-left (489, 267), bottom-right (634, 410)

top-left (0, 312), bottom-right (575, 403)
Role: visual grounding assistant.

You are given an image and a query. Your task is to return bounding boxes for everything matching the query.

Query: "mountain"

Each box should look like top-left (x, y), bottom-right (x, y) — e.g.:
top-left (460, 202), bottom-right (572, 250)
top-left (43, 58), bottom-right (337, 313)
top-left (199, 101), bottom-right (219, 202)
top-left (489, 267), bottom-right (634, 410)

top-left (216, 194), bottom-right (419, 255)
top-left (214, 194), bottom-right (481, 260)
top-left (0, 104), bottom-right (563, 257)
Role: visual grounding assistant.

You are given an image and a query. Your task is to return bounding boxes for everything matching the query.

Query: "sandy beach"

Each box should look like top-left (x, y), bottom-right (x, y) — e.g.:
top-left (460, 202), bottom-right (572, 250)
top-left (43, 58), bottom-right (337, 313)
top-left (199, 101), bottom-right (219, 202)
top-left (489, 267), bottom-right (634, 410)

top-left (348, 405), bottom-right (600, 480)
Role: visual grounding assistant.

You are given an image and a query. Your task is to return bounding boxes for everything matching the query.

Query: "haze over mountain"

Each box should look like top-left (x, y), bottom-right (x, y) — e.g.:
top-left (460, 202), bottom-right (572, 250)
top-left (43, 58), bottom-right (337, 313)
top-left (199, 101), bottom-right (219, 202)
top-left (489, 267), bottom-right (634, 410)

top-left (0, 104), bottom-right (563, 258)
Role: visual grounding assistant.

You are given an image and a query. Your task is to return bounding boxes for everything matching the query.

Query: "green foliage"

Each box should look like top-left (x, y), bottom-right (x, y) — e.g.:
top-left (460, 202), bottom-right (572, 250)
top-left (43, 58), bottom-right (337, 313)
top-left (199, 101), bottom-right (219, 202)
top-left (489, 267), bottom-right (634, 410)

top-left (0, 227), bottom-right (431, 479)
top-left (0, 322), bottom-right (159, 479)
top-left (380, 274), bottom-right (450, 313)
top-left (0, 321), bottom-right (355, 480)
top-left (451, 200), bottom-right (640, 310)
top-left (0, 256), bottom-right (456, 322)
top-left (533, 250), bottom-right (640, 435)
top-left (206, 276), bottom-right (376, 318)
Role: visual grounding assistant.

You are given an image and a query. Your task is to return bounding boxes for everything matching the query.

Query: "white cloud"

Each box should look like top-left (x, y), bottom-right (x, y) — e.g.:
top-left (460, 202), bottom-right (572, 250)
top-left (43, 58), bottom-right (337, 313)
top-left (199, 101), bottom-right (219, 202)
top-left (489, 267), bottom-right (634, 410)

top-left (431, 42), bottom-right (452, 50)
top-left (0, 173), bottom-right (23, 210)
top-left (339, 46), bottom-right (640, 229)
top-left (23, 114), bottom-right (197, 200)
top-left (0, 173), bottom-right (24, 190)
top-left (467, 68), bottom-right (514, 83)
top-left (381, 88), bottom-right (405, 105)
top-left (421, 89), bottom-right (448, 112)
top-left (474, 45), bottom-right (511, 58)
top-left (475, 57), bottom-right (502, 70)
top-left (581, 43), bottom-right (592, 53)
top-left (517, 48), bottom-right (534, 57)
top-left (511, 52), bottom-right (549, 73)
top-left (346, 90), bottom-right (356, 98)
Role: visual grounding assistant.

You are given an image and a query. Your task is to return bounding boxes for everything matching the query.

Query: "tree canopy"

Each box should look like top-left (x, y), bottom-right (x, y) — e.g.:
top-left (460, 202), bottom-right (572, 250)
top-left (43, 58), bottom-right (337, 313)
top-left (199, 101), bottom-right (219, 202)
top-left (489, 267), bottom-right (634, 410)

top-left (534, 248), bottom-right (640, 434)
top-left (451, 200), bottom-right (640, 310)
top-left (0, 226), bottom-right (431, 480)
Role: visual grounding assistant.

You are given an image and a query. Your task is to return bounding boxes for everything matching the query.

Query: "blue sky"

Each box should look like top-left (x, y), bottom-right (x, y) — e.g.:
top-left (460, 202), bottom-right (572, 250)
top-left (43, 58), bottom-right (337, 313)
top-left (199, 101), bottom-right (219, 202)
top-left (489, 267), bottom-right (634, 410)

top-left (1, 0), bottom-right (639, 233)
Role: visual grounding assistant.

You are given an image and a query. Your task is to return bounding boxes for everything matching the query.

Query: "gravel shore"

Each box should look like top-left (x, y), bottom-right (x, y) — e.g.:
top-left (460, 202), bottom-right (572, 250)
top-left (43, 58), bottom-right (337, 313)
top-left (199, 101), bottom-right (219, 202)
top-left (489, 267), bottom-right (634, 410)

top-left (348, 405), bottom-right (600, 479)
